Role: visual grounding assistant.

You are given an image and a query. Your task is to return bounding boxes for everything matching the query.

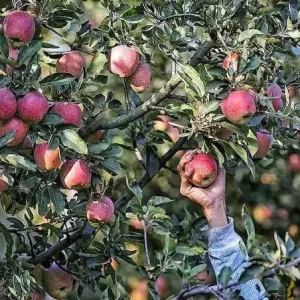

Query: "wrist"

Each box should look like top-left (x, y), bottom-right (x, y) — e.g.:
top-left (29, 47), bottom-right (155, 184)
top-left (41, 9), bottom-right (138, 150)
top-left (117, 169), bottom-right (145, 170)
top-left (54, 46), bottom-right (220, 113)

top-left (204, 200), bottom-right (228, 228)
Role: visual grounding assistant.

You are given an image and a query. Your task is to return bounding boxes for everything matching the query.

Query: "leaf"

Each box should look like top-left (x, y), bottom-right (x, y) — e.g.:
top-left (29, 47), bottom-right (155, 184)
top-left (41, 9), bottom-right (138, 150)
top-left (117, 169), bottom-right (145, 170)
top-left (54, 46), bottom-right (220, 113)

top-left (40, 73), bottom-right (75, 87)
top-left (37, 187), bottom-right (51, 216)
top-left (0, 222), bottom-right (14, 257)
top-left (17, 41), bottom-right (42, 66)
top-left (148, 196), bottom-right (174, 206)
top-left (238, 30), bottom-right (264, 42)
top-left (239, 264), bottom-right (264, 283)
top-left (242, 55), bottom-right (261, 73)
top-left (125, 171), bottom-right (142, 203)
top-left (247, 114), bottom-right (265, 127)
top-left (0, 154), bottom-right (36, 171)
top-left (42, 113), bottom-right (64, 125)
top-left (88, 52), bottom-right (107, 76)
top-left (0, 32), bottom-right (8, 61)
top-left (119, 8), bottom-right (144, 23)
top-left (242, 205), bottom-right (255, 247)
top-left (52, 188), bottom-right (65, 213)
top-left (175, 245), bottom-right (204, 256)
top-left (61, 129), bottom-right (88, 154)
top-left (179, 64), bottom-right (205, 97)
top-left (0, 131), bottom-right (15, 148)
top-left (101, 157), bottom-right (121, 174)
top-left (89, 142), bottom-right (111, 154)
top-left (218, 267), bottom-right (232, 287)
top-left (189, 264), bottom-right (207, 277)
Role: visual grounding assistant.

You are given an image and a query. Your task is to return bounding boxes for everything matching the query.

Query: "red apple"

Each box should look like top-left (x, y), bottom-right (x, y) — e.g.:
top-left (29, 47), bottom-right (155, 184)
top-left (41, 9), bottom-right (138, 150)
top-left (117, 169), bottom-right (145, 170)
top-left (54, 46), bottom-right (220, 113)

top-left (18, 91), bottom-right (49, 122)
top-left (222, 52), bottom-right (239, 72)
top-left (42, 264), bottom-right (75, 300)
top-left (221, 90), bottom-right (256, 124)
top-left (56, 51), bottom-right (86, 78)
top-left (167, 126), bottom-right (180, 143)
top-left (52, 102), bottom-right (82, 127)
top-left (265, 83), bottom-right (284, 111)
top-left (0, 88), bottom-right (17, 121)
top-left (86, 130), bottom-right (104, 143)
top-left (253, 130), bottom-right (273, 159)
top-left (185, 153), bottom-right (218, 188)
top-left (288, 154), bottom-right (300, 173)
top-left (129, 218), bottom-right (144, 230)
top-left (155, 275), bottom-right (169, 299)
top-left (108, 45), bottom-right (139, 77)
top-left (0, 117), bottom-right (29, 147)
top-left (34, 142), bottom-right (62, 171)
top-left (0, 171), bottom-right (8, 193)
top-left (153, 115), bottom-right (170, 131)
top-left (6, 47), bottom-right (19, 75)
top-left (3, 11), bottom-right (35, 43)
top-left (129, 62), bottom-right (152, 92)
top-left (60, 159), bottom-right (91, 190)
top-left (86, 196), bottom-right (114, 224)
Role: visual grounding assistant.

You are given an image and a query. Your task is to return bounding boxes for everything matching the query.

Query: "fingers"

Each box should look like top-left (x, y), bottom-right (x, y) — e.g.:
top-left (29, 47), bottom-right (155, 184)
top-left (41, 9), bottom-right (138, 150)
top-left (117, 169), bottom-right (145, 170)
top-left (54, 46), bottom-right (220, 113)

top-left (208, 167), bottom-right (226, 191)
top-left (177, 150), bottom-right (195, 174)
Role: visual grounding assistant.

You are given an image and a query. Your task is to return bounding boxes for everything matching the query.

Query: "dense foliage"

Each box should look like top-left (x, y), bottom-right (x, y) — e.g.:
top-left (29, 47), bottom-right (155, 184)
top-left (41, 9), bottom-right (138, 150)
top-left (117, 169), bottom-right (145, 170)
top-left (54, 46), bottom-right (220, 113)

top-left (0, 0), bottom-right (300, 299)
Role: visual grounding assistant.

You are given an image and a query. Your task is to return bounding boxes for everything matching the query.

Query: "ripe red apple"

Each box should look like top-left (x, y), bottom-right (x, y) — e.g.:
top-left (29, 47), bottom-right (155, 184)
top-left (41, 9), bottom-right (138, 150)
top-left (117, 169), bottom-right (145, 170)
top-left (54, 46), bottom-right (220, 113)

top-left (0, 117), bottom-right (29, 147)
top-left (185, 153), bottom-right (218, 188)
top-left (288, 154), bottom-right (300, 173)
top-left (56, 51), bottom-right (86, 78)
top-left (42, 264), bottom-right (75, 300)
top-left (153, 115), bottom-right (170, 131)
top-left (18, 91), bottom-right (49, 122)
top-left (265, 83), bottom-right (284, 111)
top-left (86, 196), bottom-right (114, 224)
top-left (253, 130), bottom-right (273, 159)
top-left (108, 45), bottom-right (140, 77)
top-left (0, 171), bottom-right (8, 193)
top-left (155, 275), bottom-right (169, 299)
top-left (60, 159), bottom-right (91, 190)
top-left (129, 218), bottom-right (144, 230)
top-left (0, 88), bottom-right (17, 121)
top-left (52, 102), bottom-right (82, 127)
top-left (221, 90), bottom-right (256, 124)
top-left (3, 11), bottom-right (35, 43)
top-left (167, 126), bottom-right (180, 143)
top-left (129, 62), bottom-right (152, 92)
top-left (222, 52), bottom-right (239, 72)
top-left (34, 142), bottom-right (62, 171)
top-left (86, 130), bottom-right (104, 143)
top-left (6, 47), bottom-right (19, 75)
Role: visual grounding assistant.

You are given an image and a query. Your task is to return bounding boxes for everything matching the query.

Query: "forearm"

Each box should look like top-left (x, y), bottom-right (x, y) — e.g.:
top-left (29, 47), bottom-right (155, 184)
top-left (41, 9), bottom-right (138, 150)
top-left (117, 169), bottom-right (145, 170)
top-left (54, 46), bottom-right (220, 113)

top-left (208, 218), bottom-right (268, 299)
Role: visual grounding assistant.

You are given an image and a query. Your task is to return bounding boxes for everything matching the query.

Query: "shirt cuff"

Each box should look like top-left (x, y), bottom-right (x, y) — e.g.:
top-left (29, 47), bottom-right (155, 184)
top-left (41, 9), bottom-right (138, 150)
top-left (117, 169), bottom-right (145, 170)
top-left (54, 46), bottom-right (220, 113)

top-left (209, 217), bottom-right (241, 252)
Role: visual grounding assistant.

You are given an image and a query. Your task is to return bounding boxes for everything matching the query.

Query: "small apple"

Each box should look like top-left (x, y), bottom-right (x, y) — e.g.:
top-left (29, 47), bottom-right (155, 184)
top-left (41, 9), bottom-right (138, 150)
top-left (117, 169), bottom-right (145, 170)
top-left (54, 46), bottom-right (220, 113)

top-left (86, 196), bottom-right (114, 224)
top-left (52, 102), bottom-right (82, 127)
top-left (265, 83), bottom-right (284, 111)
top-left (0, 88), bottom-right (17, 121)
top-left (56, 51), bottom-right (86, 78)
top-left (34, 142), bottom-right (62, 171)
top-left (288, 154), bottom-right (300, 173)
top-left (253, 130), bottom-right (273, 159)
top-left (129, 62), bottom-right (152, 93)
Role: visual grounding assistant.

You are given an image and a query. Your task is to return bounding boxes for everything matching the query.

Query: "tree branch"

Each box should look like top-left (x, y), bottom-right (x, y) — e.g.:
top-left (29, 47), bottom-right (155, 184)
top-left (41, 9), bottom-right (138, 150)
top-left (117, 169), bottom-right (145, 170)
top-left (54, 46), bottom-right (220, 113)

top-left (79, 40), bottom-right (215, 137)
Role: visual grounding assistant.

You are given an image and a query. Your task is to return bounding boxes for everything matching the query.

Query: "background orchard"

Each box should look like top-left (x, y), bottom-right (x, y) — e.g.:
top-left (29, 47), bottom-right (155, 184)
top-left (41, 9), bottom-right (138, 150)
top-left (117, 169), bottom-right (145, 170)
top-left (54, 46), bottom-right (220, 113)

top-left (0, 0), bottom-right (300, 299)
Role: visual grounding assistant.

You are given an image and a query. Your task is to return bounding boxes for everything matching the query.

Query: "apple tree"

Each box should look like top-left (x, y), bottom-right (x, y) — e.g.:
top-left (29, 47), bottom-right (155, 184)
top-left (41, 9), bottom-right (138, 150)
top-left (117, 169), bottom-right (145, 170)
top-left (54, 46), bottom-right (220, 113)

top-left (0, 0), bottom-right (300, 299)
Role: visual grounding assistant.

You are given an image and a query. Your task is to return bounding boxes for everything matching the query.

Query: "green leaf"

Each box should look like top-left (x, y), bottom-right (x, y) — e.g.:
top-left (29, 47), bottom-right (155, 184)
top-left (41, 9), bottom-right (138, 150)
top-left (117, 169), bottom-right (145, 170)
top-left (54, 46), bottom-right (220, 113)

top-left (179, 64), bottom-right (205, 97)
top-left (61, 129), bottom-right (88, 154)
top-left (238, 30), bottom-right (264, 42)
top-left (37, 187), bottom-right (51, 216)
top-left (88, 52), bottom-right (107, 76)
top-left (0, 222), bottom-right (14, 257)
top-left (242, 205), bottom-right (255, 247)
top-left (148, 196), bottom-right (174, 206)
top-left (0, 131), bottom-right (15, 148)
top-left (119, 8), bottom-right (144, 23)
top-left (125, 172), bottom-right (142, 203)
top-left (189, 264), bottom-right (207, 277)
top-left (218, 267), bottom-right (232, 287)
top-left (101, 157), bottom-right (121, 174)
top-left (88, 142), bottom-right (111, 154)
top-left (175, 245), bottom-right (204, 256)
top-left (40, 73), bottom-right (75, 87)
top-left (239, 264), bottom-right (264, 283)
top-left (17, 41), bottom-right (42, 66)
top-left (52, 188), bottom-right (65, 213)
top-left (42, 113), bottom-right (64, 125)
top-left (0, 32), bottom-right (8, 61)
top-left (0, 154), bottom-right (36, 171)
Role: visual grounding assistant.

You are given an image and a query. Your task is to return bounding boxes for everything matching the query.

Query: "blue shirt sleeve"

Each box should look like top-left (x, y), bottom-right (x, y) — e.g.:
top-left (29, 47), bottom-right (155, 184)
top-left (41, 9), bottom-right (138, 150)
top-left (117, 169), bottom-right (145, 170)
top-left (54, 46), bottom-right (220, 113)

top-left (208, 217), bottom-right (268, 299)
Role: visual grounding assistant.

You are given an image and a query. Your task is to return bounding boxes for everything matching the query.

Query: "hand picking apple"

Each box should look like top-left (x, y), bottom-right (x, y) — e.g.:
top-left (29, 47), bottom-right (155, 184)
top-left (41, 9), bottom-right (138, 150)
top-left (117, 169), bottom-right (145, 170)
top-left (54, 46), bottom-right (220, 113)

top-left (177, 150), bottom-right (268, 299)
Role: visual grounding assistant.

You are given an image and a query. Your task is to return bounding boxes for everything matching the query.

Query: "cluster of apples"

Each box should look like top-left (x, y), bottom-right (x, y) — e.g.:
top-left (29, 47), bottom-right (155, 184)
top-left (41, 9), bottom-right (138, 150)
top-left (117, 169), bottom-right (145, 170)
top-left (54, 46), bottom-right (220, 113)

top-left (107, 44), bottom-right (152, 93)
top-left (222, 52), bottom-right (275, 159)
top-left (0, 11), bottom-right (115, 225)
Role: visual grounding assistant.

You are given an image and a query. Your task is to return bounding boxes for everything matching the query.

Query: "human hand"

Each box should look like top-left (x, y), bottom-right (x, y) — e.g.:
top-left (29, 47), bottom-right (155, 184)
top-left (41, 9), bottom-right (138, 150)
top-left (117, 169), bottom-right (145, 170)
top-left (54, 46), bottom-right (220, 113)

top-left (177, 150), bottom-right (228, 228)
